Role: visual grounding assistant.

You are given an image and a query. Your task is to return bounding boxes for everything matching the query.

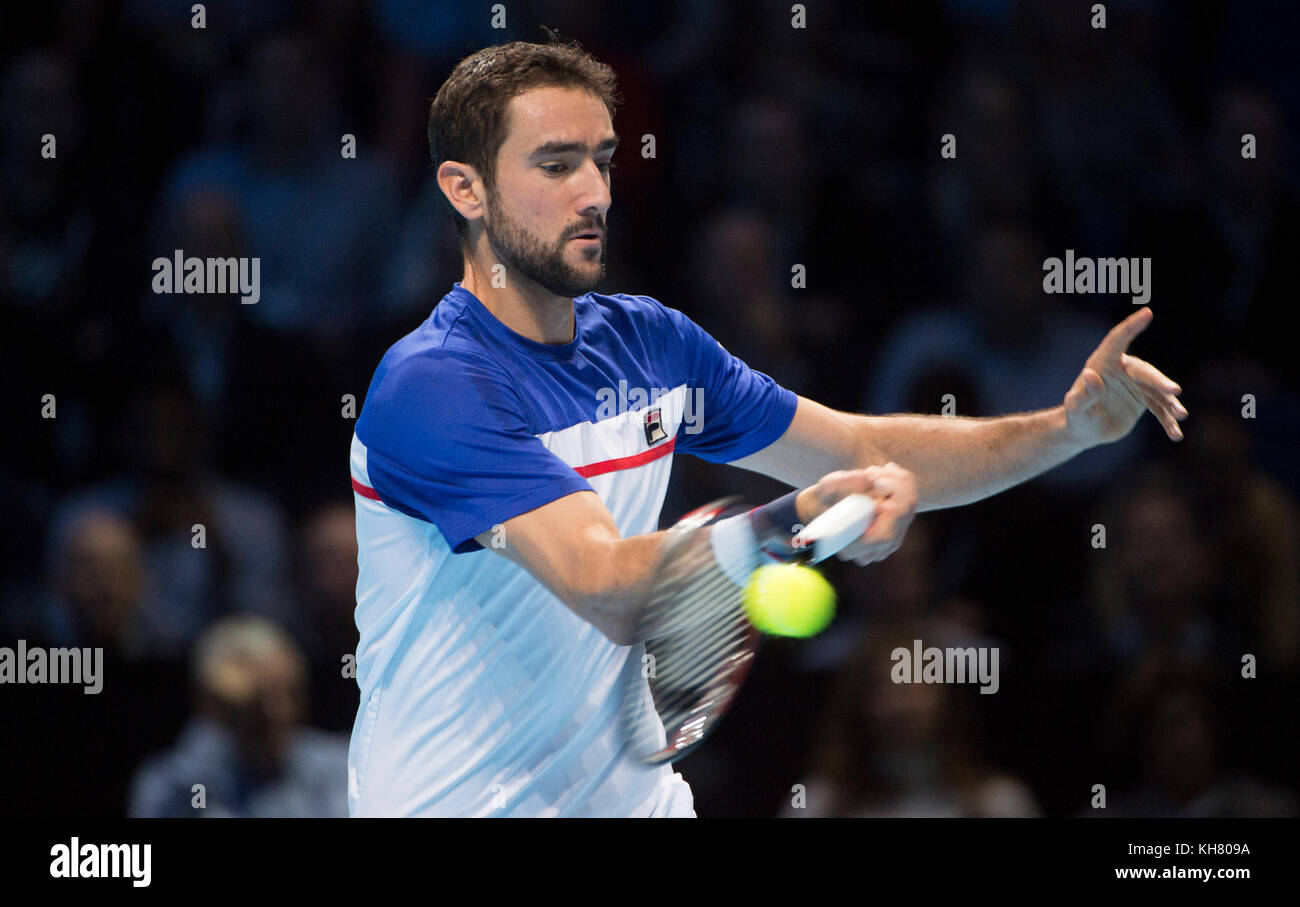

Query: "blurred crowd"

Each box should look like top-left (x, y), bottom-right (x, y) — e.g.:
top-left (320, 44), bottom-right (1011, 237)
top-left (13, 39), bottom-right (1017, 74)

top-left (2, 0), bottom-right (1296, 817)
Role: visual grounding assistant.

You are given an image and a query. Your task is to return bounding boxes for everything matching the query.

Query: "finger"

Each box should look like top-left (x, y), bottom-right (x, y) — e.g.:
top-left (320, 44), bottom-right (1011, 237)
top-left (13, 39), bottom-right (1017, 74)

top-left (1141, 389), bottom-right (1184, 441)
top-left (866, 474), bottom-right (900, 498)
top-left (867, 539), bottom-right (903, 563)
top-left (835, 542), bottom-right (878, 565)
top-left (814, 470), bottom-right (876, 505)
top-left (836, 538), bottom-right (870, 559)
top-left (1137, 383), bottom-right (1186, 424)
top-left (867, 480), bottom-right (908, 507)
top-left (1158, 391), bottom-right (1189, 419)
top-left (1120, 353), bottom-right (1182, 395)
top-left (838, 543), bottom-right (872, 564)
top-left (1102, 307), bottom-right (1154, 355)
top-left (818, 469), bottom-right (863, 489)
top-left (863, 504), bottom-right (904, 544)
top-left (1145, 395), bottom-right (1188, 425)
top-left (843, 545), bottom-right (886, 567)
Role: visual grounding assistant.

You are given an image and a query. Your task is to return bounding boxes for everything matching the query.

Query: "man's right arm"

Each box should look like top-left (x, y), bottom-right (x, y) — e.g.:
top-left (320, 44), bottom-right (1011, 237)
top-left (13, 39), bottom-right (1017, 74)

top-left (473, 469), bottom-right (896, 646)
top-left (473, 490), bottom-right (672, 647)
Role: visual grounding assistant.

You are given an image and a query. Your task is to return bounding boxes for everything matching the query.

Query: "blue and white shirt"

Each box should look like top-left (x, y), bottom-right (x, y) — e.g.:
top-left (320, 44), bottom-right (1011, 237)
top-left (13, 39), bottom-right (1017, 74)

top-left (347, 283), bottom-right (796, 816)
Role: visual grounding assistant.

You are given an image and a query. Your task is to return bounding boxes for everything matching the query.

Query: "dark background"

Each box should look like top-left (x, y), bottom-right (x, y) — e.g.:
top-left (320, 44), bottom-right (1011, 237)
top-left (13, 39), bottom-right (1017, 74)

top-left (1, 0), bottom-right (1296, 817)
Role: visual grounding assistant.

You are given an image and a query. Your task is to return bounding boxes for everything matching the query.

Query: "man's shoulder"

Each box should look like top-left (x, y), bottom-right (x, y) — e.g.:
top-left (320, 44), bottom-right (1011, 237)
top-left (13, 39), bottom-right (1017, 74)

top-left (581, 290), bottom-right (692, 347)
top-left (584, 288), bottom-right (671, 321)
top-left (373, 314), bottom-right (506, 388)
top-left (357, 322), bottom-right (516, 442)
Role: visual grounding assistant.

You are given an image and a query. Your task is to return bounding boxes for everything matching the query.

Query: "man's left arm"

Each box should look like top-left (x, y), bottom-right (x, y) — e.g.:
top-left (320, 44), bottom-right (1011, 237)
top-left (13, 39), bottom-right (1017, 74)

top-left (733, 308), bottom-right (1188, 528)
top-left (743, 401), bottom-right (1084, 513)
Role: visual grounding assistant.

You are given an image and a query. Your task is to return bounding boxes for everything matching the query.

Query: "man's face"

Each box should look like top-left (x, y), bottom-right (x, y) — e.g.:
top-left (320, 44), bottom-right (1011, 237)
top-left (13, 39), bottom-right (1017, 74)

top-left (482, 86), bottom-right (616, 298)
top-left (207, 651), bottom-right (305, 777)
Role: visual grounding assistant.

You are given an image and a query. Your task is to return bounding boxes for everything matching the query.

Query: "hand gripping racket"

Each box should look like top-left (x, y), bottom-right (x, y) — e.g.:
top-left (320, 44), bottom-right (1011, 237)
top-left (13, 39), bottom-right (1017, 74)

top-left (621, 493), bottom-right (876, 765)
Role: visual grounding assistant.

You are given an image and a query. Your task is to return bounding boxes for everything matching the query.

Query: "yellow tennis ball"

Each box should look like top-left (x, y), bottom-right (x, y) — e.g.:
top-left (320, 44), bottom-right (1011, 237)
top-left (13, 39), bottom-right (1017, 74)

top-left (742, 564), bottom-right (836, 637)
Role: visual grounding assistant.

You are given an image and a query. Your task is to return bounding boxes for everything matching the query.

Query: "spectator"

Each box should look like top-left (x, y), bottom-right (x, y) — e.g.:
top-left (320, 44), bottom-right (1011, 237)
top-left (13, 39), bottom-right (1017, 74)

top-left (0, 514), bottom-right (189, 817)
top-left (3, 508), bottom-right (152, 655)
top-left (130, 615), bottom-right (349, 817)
top-left (151, 31), bottom-right (404, 346)
top-left (133, 188), bottom-right (347, 510)
top-left (48, 384), bottom-right (292, 655)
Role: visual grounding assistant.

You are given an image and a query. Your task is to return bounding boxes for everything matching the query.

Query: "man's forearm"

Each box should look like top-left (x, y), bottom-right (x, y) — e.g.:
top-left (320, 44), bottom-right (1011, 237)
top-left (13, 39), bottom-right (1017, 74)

top-left (854, 406), bottom-right (1092, 512)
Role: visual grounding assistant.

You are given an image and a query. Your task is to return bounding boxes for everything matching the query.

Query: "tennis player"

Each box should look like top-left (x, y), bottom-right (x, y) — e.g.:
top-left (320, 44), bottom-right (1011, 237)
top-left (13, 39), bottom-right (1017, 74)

top-left (346, 38), bottom-right (1187, 817)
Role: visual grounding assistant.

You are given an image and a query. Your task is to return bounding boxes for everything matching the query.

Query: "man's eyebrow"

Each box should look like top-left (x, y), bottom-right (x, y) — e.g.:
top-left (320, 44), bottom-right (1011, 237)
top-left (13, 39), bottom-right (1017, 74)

top-left (529, 136), bottom-right (620, 156)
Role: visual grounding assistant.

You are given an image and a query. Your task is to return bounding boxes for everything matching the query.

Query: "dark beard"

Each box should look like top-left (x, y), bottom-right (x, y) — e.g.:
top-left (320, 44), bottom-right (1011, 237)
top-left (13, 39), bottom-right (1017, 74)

top-left (484, 192), bottom-right (606, 298)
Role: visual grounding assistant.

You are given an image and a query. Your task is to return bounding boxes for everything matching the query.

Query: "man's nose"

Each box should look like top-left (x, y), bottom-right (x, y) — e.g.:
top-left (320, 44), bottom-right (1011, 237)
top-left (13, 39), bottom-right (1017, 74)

top-left (576, 159), bottom-right (611, 216)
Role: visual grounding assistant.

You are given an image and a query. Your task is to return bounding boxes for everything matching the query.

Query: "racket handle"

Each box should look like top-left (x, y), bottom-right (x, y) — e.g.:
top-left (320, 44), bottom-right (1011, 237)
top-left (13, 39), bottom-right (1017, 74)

top-left (793, 493), bottom-right (876, 564)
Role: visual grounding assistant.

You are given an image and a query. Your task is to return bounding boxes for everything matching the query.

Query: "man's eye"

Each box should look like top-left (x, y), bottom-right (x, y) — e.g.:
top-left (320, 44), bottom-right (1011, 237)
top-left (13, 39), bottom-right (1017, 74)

top-left (541, 162), bottom-right (615, 175)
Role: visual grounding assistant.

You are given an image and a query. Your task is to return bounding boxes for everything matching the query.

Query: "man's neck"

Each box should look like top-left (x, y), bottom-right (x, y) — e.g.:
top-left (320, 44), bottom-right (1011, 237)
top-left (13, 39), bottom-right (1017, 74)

top-left (461, 258), bottom-right (575, 345)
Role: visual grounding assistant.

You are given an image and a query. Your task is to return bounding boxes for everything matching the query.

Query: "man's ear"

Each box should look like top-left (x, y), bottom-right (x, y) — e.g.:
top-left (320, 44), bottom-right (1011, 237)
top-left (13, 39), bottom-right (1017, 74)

top-left (437, 160), bottom-right (486, 225)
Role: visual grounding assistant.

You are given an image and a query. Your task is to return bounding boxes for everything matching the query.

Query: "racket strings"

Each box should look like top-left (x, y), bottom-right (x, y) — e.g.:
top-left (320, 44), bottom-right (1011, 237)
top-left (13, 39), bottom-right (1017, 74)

top-left (623, 508), bottom-right (761, 763)
top-left (649, 560), bottom-right (746, 670)
top-left (650, 598), bottom-right (747, 707)
top-left (621, 498), bottom-right (759, 758)
top-left (635, 526), bottom-right (734, 638)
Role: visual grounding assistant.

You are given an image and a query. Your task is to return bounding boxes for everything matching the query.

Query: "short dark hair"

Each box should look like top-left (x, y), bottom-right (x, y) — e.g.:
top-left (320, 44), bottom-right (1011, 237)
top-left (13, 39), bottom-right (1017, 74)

top-left (427, 34), bottom-right (621, 244)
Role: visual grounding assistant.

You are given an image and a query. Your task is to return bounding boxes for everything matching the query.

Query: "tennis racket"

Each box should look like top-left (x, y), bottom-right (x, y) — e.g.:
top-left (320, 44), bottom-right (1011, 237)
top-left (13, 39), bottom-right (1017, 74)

top-left (621, 492), bottom-right (877, 765)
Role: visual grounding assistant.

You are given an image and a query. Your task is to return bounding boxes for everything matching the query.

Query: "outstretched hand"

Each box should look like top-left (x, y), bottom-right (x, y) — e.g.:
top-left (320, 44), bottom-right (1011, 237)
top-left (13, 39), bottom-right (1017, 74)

top-left (1063, 307), bottom-right (1187, 446)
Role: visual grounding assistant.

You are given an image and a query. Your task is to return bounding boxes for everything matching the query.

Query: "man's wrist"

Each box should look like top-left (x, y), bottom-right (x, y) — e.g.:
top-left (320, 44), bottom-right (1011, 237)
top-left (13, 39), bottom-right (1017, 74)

top-left (1050, 403), bottom-right (1093, 453)
top-left (795, 486), bottom-right (817, 526)
top-left (751, 490), bottom-right (808, 563)
top-left (707, 488), bottom-right (821, 588)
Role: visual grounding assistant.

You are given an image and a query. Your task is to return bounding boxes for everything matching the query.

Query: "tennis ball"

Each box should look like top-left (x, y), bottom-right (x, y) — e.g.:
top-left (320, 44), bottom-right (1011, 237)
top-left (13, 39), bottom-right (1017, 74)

top-left (742, 564), bottom-right (836, 637)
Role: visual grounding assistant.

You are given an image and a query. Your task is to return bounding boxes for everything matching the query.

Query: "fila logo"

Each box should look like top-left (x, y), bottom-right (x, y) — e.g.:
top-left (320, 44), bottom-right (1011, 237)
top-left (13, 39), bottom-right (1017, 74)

top-left (644, 408), bottom-right (667, 446)
top-left (594, 382), bottom-right (706, 436)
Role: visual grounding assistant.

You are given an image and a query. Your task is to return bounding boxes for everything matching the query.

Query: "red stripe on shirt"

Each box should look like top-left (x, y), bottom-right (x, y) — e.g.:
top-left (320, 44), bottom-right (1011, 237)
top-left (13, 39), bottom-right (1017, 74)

top-left (351, 439), bottom-right (675, 499)
top-left (574, 438), bottom-right (676, 478)
top-left (352, 477), bottom-right (381, 500)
